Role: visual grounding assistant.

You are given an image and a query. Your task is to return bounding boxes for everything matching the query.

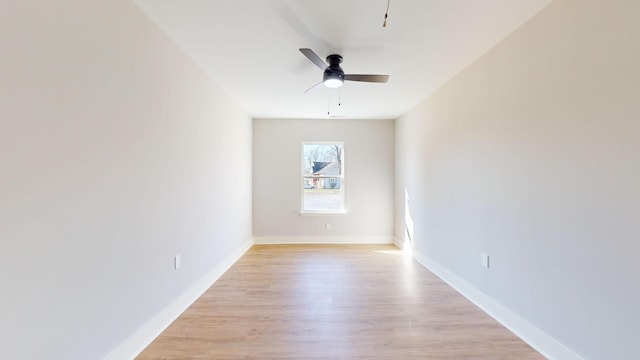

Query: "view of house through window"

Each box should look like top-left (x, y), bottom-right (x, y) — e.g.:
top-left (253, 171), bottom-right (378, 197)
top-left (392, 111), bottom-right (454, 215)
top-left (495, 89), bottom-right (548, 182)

top-left (302, 142), bottom-right (344, 212)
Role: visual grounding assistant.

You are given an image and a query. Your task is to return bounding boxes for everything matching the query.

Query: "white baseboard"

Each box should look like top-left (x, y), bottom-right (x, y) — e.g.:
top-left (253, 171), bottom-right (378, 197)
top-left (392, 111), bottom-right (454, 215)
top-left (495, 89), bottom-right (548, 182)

top-left (392, 237), bottom-right (404, 249)
top-left (106, 237), bottom-right (579, 359)
top-left (104, 239), bottom-right (254, 360)
top-left (253, 236), bottom-right (394, 245)
top-left (411, 249), bottom-right (583, 360)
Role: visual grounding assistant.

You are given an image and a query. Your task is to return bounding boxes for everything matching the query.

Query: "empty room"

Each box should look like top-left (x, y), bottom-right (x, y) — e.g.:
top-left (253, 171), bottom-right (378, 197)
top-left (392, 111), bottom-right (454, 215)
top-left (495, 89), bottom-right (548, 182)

top-left (2, 0), bottom-right (638, 359)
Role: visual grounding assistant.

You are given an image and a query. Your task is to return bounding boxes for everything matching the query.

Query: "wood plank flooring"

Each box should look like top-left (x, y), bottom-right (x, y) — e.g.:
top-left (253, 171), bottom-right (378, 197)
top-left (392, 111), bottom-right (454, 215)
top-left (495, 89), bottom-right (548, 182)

top-left (137, 245), bottom-right (542, 359)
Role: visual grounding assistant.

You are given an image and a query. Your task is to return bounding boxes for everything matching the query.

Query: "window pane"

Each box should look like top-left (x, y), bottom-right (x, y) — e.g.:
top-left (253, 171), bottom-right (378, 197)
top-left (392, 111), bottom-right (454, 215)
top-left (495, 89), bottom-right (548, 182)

top-left (304, 187), bottom-right (342, 211)
top-left (302, 143), bottom-right (344, 212)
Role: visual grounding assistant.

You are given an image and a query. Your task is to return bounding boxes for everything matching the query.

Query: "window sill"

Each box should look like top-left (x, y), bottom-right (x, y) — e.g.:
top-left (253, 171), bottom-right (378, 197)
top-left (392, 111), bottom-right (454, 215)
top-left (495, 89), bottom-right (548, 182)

top-left (298, 210), bottom-right (347, 216)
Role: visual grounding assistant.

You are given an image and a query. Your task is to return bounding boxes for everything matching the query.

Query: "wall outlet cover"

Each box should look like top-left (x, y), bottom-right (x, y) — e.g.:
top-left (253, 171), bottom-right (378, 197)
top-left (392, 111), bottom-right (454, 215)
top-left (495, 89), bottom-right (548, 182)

top-left (481, 253), bottom-right (490, 268)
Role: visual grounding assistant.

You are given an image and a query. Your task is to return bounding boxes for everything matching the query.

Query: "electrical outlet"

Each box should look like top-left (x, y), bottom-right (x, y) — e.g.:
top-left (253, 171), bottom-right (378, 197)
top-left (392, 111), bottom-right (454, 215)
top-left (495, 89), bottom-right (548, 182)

top-left (481, 253), bottom-right (490, 268)
top-left (325, 223), bottom-right (331, 230)
top-left (174, 254), bottom-right (181, 269)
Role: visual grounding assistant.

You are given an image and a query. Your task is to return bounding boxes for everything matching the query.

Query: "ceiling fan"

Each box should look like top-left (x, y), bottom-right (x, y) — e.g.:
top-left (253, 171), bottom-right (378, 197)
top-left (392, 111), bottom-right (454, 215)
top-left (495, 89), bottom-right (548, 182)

top-left (299, 48), bottom-right (389, 92)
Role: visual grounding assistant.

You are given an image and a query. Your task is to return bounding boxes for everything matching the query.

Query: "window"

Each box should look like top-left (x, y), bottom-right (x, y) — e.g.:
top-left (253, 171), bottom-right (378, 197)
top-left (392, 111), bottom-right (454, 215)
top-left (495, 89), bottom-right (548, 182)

top-left (302, 142), bottom-right (344, 213)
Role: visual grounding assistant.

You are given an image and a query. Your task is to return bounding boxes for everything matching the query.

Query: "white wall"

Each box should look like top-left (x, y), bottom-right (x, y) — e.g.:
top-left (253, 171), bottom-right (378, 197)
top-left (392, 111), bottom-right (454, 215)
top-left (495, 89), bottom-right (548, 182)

top-left (0, 1), bottom-right (252, 359)
top-left (395, 0), bottom-right (640, 359)
top-left (253, 118), bottom-right (394, 242)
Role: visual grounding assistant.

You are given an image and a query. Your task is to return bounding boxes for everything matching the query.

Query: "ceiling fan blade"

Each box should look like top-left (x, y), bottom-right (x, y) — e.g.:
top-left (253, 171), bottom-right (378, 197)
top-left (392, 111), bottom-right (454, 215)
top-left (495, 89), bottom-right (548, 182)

top-left (304, 81), bottom-right (324, 93)
top-left (344, 74), bottom-right (389, 83)
top-left (299, 48), bottom-right (327, 70)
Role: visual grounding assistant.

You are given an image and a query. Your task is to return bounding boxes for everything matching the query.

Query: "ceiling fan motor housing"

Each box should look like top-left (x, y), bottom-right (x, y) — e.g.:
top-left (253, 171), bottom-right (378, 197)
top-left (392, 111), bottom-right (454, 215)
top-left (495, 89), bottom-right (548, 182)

top-left (326, 54), bottom-right (343, 67)
top-left (324, 54), bottom-right (344, 83)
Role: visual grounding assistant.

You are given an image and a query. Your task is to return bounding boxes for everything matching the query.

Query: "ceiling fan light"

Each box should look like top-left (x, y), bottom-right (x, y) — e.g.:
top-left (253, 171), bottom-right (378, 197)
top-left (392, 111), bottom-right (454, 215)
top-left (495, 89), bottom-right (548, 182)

top-left (324, 78), bottom-right (344, 88)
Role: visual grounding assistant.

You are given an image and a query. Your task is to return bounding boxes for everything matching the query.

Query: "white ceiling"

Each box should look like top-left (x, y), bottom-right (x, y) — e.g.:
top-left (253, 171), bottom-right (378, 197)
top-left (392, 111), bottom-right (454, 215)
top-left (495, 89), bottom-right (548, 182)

top-left (135, 0), bottom-right (551, 120)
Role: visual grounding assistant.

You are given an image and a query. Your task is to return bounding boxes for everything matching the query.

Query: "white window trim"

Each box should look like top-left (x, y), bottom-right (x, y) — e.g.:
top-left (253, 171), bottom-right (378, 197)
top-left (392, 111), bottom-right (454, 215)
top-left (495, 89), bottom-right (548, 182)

top-left (300, 141), bottom-right (346, 215)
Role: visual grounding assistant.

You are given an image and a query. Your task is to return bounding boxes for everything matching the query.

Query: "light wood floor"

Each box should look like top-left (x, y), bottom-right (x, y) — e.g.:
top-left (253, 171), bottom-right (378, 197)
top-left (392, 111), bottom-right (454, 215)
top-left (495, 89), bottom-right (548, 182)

top-left (138, 245), bottom-right (542, 359)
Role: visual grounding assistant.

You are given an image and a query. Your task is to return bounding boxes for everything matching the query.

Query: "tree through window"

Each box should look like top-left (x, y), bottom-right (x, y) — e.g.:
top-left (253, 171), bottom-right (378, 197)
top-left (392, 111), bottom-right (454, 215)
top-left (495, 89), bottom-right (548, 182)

top-left (302, 142), bottom-right (344, 213)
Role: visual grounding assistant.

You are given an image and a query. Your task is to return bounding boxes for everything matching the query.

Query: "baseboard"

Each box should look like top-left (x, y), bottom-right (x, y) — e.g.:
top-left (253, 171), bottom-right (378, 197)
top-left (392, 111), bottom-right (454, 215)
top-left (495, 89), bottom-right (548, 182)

top-left (392, 237), bottom-right (404, 249)
top-left (104, 239), bottom-right (254, 360)
top-left (411, 249), bottom-right (583, 360)
top-left (253, 236), bottom-right (394, 245)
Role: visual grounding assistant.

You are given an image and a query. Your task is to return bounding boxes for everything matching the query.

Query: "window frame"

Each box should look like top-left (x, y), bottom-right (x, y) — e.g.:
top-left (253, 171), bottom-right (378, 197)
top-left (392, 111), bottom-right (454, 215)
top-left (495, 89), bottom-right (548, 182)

top-left (300, 141), bottom-right (346, 215)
